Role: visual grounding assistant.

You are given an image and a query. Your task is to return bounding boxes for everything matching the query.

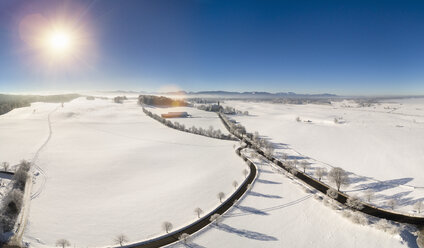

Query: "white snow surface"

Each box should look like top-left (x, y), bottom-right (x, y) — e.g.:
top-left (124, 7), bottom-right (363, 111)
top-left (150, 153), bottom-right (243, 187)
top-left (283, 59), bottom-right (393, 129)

top-left (223, 100), bottom-right (424, 214)
top-left (0, 98), bottom-right (245, 247)
top-left (167, 150), bottom-right (411, 248)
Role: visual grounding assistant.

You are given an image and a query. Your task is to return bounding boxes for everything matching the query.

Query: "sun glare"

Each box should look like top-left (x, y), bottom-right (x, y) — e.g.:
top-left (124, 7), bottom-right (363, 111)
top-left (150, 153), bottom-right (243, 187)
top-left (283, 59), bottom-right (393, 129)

top-left (45, 29), bottom-right (74, 56)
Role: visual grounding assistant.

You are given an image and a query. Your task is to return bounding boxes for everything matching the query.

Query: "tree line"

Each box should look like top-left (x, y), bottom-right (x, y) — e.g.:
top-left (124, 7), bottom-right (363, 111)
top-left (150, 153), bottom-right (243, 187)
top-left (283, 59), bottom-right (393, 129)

top-left (0, 94), bottom-right (80, 115)
top-left (138, 95), bottom-right (189, 107)
top-left (142, 107), bottom-right (236, 140)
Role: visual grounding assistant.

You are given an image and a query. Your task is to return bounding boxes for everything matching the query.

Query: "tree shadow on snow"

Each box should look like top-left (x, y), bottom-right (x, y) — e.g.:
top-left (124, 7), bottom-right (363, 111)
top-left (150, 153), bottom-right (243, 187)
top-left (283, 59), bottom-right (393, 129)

top-left (355, 178), bottom-right (414, 192)
top-left (185, 243), bottom-right (207, 248)
top-left (249, 191), bottom-right (282, 199)
top-left (235, 205), bottom-right (269, 216)
top-left (214, 224), bottom-right (278, 241)
top-left (399, 227), bottom-right (419, 248)
top-left (258, 169), bottom-right (274, 174)
top-left (256, 179), bottom-right (282, 185)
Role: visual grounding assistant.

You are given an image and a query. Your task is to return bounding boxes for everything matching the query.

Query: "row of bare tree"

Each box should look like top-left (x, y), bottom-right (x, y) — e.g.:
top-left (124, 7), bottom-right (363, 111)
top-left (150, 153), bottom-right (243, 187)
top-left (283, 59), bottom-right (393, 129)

top-left (142, 107), bottom-right (236, 140)
top-left (0, 160), bottom-right (31, 234)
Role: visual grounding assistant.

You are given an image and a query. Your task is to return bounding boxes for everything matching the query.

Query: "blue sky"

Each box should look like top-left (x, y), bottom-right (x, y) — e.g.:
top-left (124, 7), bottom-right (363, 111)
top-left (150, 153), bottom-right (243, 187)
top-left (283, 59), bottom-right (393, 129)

top-left (0, 0), bottom-right (424, 95)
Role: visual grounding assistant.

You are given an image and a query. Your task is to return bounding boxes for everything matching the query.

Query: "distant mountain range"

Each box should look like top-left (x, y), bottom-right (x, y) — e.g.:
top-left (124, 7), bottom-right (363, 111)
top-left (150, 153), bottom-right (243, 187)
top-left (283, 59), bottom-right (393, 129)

top-left (162, 90), bottom-right (338, 98)
top-left (101, 90), bottom-right (337, 98)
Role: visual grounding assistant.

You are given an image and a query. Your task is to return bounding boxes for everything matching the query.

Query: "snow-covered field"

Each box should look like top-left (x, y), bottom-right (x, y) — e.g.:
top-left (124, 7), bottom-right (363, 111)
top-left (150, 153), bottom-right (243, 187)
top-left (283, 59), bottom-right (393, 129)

top-left (223, 99), bottom-right (424, 215)
top-left (0, 98), bottom-right (245, 247)
top-left (1, 96), bottom-right (423, 248)
top-left (146, 106), bottom-right (230, 135)
top-left (167, 149), bottom-right (412, 248)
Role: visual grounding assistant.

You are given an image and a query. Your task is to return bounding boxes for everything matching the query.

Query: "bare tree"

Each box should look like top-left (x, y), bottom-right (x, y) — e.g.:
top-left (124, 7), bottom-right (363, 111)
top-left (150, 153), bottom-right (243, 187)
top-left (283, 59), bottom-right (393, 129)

top-left (414, 201), bottom-right (423, 214)
top-left (114, 234), bottom-right (128, 247)
top-left (387, 199), bottom-right (397, 210)
top-left (299, 161), bottom-right (309, 173)
top-left (346, 196), bottom-right (364, 211)
top-left (296, 116), bottom-right (301, 122)
top-left (162, 221), bottom-right (173, 233)
top-left (217, 192), bottom-right (225, 203)
top-left (243, 169), bottom-right (249, 178)
top-left (210, 213), bottom-right (222, 225)
top-left (56, 239), bottom-right (71, 248)
top-left (179, 233), bottom-right (191, 245)
top-left (194, 207), bottom-right (203, 218)
top-left (1, 162), bottom-right (9, 172)
top-left (363, 189), bottom-right (375, 203)
top-left (314, 167), bottom-right (326, 181)
top-left (328, 167), bottom-right (350, 191)
top-left (232, 180), bottom-right (238, 189)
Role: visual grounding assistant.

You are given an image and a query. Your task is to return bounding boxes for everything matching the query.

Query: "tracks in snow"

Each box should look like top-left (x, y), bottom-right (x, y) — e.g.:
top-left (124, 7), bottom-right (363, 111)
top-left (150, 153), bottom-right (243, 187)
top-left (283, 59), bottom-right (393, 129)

top-left (31, 107), bottom-right (57, 200)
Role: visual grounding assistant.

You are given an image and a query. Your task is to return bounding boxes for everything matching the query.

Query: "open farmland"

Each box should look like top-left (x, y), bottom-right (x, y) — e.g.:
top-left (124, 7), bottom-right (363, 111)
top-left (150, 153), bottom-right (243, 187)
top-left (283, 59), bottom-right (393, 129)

top-left (223, 99), bottom-right (424, 215)
top-left (0, 98), bottom-right (245, 247)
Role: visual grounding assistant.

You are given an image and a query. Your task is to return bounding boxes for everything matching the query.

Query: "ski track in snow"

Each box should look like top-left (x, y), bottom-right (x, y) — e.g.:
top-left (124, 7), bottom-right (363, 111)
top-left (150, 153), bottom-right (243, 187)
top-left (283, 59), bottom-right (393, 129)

top-left (31, 107), bottom-right (57, 200)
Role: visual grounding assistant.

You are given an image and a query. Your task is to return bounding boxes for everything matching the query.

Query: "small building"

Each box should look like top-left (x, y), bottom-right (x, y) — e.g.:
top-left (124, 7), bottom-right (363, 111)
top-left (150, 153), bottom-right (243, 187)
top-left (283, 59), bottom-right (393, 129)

top-left (161, 112), bottom-right (189, 118)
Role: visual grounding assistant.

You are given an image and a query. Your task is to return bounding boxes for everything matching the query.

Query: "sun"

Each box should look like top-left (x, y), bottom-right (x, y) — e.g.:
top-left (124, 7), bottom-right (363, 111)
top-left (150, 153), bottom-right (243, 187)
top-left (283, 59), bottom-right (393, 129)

top-left (44, 28), bottom-right (75, 57)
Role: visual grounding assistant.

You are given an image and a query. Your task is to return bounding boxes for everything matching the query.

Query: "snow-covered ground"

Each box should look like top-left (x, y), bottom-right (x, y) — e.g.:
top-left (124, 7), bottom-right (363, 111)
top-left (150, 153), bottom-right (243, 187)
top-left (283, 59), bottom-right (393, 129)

top-left (0, 98), bottom-right (245, 247)
top-left (223, 99), bottom-right (424, 215)
top-left (167, 149), bottom-right (412, 248)
top-left (145, 106), bottom-right (230, 135)
top-left (1, 96), bottom-right (422, 248)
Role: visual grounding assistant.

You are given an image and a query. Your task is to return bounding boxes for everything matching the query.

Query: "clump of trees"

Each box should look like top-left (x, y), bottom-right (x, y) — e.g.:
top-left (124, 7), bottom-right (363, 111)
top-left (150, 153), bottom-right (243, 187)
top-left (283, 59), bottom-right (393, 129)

top-left (179, 233), bottom-right (191, 245)
top-left (375, 219), bottom-right (402, 235)
top-left (346, 196), bottom-right (364, 211)
top-left (142, 107), bottom-right (236, 140)
top-left (138, 95), bottom-right (188, 107)
top-left (197, 104), bottom-right (249, 115)
top-left (0, 160), bottom-right (31, 233)
top-left (210, 214), bottom-right (222, 225)
top-left (113, 96), bottom-right (127, 104)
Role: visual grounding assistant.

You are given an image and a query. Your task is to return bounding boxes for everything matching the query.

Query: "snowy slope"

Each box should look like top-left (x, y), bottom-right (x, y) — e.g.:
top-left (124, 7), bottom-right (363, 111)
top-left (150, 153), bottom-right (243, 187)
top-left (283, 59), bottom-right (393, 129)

top-left (0, 98), bottom-right (245, 247)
